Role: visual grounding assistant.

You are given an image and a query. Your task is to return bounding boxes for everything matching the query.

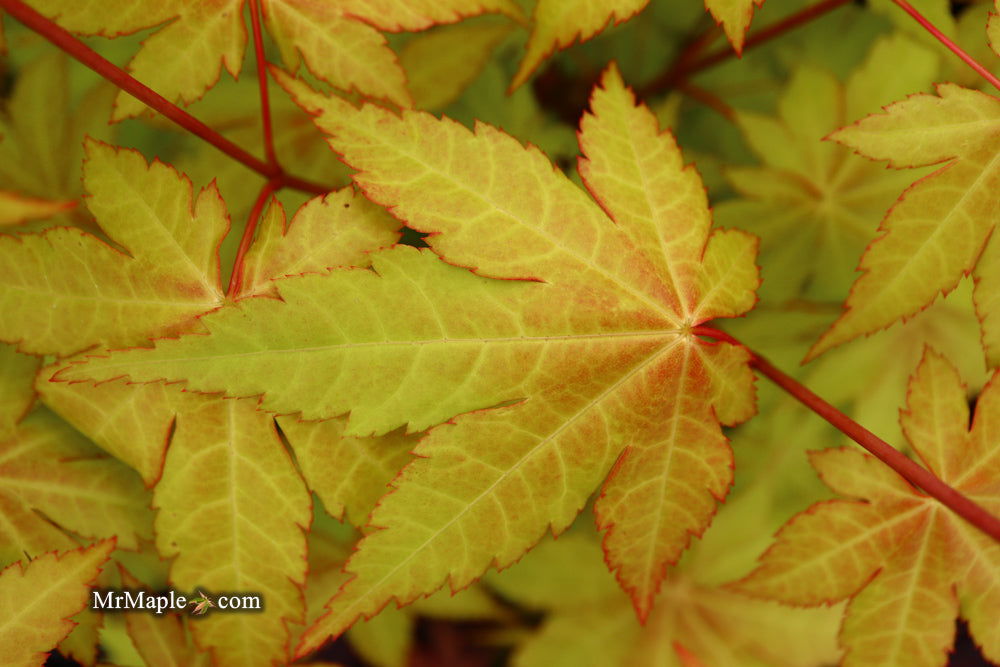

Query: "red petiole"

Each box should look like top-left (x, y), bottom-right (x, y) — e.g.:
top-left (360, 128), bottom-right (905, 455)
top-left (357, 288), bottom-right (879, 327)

top-left (694, 326), bottom-right (1000, 544)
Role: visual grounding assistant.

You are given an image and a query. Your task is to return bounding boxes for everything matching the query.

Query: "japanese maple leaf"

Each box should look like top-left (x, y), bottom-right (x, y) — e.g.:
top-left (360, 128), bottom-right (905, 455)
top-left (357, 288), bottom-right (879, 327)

top-left (806, 83), bottom-right (1000, 365)
top-left (58, 65), bottom-right (759, 650)
top-left (0, 139), bottom-right (228, 357)
top-left (714, 34), bottom-right (938, 303)
top-left (30, 0), bottom-right (523, 119)
top-left (510, 0), bottom-right (764, 90)
top-left (0, 540), bottom-right (114, 667)
top-left (0, 52), bottom-right (115, 230)
top-left (486, 525), bottom-right (842, 667)
top-left (734, 349), bottom-right (1000, 666)
top-left (0, 408), bottom-right (152, 567)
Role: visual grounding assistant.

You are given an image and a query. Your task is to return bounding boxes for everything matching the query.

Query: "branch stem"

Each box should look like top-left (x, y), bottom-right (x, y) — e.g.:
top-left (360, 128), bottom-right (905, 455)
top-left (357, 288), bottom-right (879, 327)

top-left (248, 0), bottom-right (278, 167)
top-left (0, 0), bottom-right (330, 195)
top-left (227, 180), bottom-right (279, 298)
top-left (890, 0), bottom-right (1000, 93)
top-left (640, 0), bottom-right (852, 96)
top-left (694, 326), bottom-right (1000, 543)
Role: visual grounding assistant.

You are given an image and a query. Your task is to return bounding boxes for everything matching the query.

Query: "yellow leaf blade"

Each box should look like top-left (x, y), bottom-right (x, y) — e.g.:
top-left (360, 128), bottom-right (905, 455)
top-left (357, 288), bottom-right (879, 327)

top-left (510, 0), bottom-right (649, 91)
top-left (0, 141), bottom-right (227, 356)
top-left (0, 540), bottom-right (114, 667)
top-left (155, 398), bottom-right (310, 667)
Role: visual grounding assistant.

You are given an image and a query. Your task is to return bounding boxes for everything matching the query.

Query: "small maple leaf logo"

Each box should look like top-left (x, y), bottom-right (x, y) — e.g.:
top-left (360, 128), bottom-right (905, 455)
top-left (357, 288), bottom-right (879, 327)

top-left (188, 590), bottom-right (215, 615)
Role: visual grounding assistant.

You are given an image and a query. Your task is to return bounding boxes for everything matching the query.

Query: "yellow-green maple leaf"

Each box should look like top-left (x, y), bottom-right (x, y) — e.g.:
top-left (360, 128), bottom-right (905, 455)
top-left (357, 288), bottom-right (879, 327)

top-left (0, 540), bottom-right (114, 667)
top-left (238, 188), bottom-right (399, 299)
top-left (119, 567), bottom-right (212, 667)
top-left (991, 0), bottom-right (1000, 56)
top-left (0, 408), bottom-right (152, 566)
top-left (32, 0), bottom-right (522, 119)
top-left (487, 521), bottom-right (842, 667)
top-left (0, 139), bottom-right (228, 357)
top-left (510, 0), bottom-right (767, 90)
top-left (715, 34), bottom-right (938, 303)
top-left (734, 349), bottom-right (1000, 666)
top-left (399, 17), bottom-right (515, 111)
top-left (808, 84), bottom-right (1000, 365)
top-left (59, 65), bottom-right (759, 650)
top-left (155, 397), bottom-right (310, 667)
top-left (0, 52), bottom-right (115, 230)
top-left (0, 344), bottom-right (39, 441)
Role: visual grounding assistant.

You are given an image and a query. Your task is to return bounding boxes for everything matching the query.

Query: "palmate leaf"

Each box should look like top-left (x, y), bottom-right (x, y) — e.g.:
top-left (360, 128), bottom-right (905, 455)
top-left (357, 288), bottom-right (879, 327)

top-left (806, 83), bottom-right (1000, 365)
top-left (58, 64), bottom-right (759, 651)
top-left (734, 349), bottom-right (1000, 666)
top-left (0, 540), bottom-right (114, 667)
top-left (31, 0), bottom-right (522, 119)
top-left (0, 140), bottom-right (227, 357)
top-left (487, 519), bottom-right (842, 667)
top-left (714, 34), bottom-right (938, 303)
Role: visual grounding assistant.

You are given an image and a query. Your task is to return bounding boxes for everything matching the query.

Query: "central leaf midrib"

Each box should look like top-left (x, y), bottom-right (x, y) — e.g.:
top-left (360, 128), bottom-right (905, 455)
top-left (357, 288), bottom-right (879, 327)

top-left (85, 329), bottom-right (688, 367)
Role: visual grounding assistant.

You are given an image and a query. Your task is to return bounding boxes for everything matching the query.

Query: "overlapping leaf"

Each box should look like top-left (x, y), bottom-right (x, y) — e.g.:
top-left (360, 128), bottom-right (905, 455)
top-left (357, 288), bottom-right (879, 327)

top-left (0, 140), bottom-right (228, 357)
top-left (0, 52), bottom-right (115, 230)
top-left (486, 517), bottom-right (842, 667)
top-left (154, 397), bottom-right (310, 667)
top-left (0, 408), bottom-right (152, 566)
top-left (0, 540), bottom-right (114, 667)
top-left (511, 0), bottom-right (766, 90)
top-left (714, 34), bottom-right (938, 302)
top-left (58, 64), bottom-right (759, 651)
top-left (734, 349), bottom-right (1000, 666)
top-left (32, 0), bottom-right (522, 119)
top-left (807, 83), bottom-right (1000, 364)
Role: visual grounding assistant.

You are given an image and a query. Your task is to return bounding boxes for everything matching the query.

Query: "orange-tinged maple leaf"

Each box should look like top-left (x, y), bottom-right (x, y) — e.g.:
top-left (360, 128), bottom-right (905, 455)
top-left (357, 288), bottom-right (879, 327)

top-left (807, 84), bottom-right (1000, 365)
top-left (154, 397), bottom-right (310, 667)
top-left (0, 540), bottom-right (114, 667)
top-left (58, 64), bottom-right (759, 650)
top-left (734, 349), bottom-right (1000, 666)
top-left (0, 139), bottom-right (228, 357)
top-left (0, 409), bottom-right (152, 565)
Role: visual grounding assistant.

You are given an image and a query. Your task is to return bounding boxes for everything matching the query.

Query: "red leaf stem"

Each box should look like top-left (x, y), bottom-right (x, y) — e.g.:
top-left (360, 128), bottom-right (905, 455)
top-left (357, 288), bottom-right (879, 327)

top-left (890, 0), bottom-right (1000, 93)
top-left (0, 0), bottom-right (330, 195)
top-left (640, 0), bottom-right (852, 96)
top-left (693, 326), bottom-right (1000, 543)
top-left (227, 179), bottom-right (279, 298)
top-left (248, 0), bottom-right (278, 167)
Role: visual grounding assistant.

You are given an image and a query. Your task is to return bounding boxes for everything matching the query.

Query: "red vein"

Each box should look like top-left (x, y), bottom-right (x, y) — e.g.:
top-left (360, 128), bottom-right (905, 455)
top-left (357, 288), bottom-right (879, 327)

top-left (0, 0), bottom-right (329, 195)
top-left (890, 0), bottom-right (1000, 93)
top-left (249, 0), bottom-right (278, 167)
top-left (227, 180), bottom-right (279, 298)
top-left (694, 326), bottom-right (1000, 544)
